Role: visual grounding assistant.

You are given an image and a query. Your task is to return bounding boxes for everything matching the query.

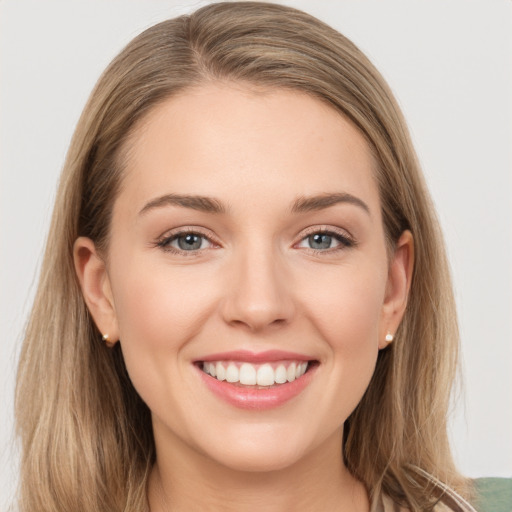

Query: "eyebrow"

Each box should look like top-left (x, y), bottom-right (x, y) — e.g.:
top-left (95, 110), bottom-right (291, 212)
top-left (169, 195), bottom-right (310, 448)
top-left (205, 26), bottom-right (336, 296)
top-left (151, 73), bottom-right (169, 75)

top-left (291, 193), bottom-right (370, 215)
top-left (138, 192), bottom-right (370, 217)
top-left (139, 194), bottom-right (227, 215)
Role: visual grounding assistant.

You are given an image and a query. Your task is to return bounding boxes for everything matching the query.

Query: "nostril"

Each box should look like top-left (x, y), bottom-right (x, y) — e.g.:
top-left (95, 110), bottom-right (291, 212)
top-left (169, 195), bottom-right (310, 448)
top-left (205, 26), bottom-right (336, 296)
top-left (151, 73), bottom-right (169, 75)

top-left (226, 315), bottom-right (289, 332)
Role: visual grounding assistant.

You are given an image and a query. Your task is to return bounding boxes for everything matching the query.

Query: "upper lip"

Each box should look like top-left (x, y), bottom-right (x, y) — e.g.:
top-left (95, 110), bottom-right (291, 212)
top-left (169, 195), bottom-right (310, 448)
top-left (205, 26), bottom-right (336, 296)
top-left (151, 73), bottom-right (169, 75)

top-left (196, 350), bottom-right (314, 363)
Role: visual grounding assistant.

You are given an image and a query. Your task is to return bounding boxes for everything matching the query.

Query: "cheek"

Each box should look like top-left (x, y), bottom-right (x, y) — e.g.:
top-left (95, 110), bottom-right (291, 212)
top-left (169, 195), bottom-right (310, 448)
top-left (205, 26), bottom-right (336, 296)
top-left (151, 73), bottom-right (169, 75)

top-left (111, 256), bottom-right (218, 345)
top-left (301, 262), bottom-right (386, 347)
top-left (108, 256), bottom-right (221, 396)
top-left (297, 259), bottom-right (387, 411)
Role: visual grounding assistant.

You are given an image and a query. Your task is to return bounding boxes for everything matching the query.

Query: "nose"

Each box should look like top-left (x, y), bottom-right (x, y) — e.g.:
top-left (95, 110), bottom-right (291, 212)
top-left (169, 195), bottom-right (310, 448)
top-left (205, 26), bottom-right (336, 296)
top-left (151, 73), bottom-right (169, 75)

top-left (220, 244), bottom-right (295, 332)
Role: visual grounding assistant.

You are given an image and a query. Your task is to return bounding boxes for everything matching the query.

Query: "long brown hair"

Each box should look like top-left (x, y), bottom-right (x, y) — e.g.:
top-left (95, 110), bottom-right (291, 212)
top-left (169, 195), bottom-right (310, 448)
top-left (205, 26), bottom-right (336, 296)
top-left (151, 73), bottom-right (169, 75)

top-left (16, 2), bottom-right (470, 510)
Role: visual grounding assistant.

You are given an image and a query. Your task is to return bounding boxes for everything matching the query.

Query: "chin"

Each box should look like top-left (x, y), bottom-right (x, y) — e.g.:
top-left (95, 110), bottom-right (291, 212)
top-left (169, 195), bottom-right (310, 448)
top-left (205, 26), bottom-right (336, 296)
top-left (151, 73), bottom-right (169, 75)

top-left (207, 442), bottom-right (307, 473)
top-left (189, 420), bottom-right (330, 475)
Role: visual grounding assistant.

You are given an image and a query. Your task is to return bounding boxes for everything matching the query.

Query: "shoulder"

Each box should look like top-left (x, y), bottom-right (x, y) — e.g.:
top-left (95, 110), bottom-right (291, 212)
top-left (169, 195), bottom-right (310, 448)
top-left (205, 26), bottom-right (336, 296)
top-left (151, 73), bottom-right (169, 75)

top-left (381, 478), bottom-right (512, 512)
top-left (472, 477), bottom-right (512, 512)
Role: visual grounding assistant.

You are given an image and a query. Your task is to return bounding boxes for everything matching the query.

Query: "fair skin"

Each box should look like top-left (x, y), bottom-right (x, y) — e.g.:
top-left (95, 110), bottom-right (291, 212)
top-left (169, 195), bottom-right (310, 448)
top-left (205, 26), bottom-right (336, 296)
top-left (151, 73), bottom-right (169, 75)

top-left (74, 83), bottom-right (413, 512)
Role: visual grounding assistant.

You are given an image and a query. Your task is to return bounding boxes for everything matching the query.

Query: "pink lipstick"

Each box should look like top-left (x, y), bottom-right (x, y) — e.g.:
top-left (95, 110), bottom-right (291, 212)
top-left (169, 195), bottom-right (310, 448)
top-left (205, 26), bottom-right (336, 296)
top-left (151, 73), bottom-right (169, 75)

top-left (194, 350), bottom-right (317, 410)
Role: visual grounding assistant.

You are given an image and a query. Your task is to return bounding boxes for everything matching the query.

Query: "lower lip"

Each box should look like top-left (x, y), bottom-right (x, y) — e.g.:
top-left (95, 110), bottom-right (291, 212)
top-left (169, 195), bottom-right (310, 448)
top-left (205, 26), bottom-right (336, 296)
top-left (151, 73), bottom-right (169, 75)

top-left (196, 364), bottom-right (316, 411)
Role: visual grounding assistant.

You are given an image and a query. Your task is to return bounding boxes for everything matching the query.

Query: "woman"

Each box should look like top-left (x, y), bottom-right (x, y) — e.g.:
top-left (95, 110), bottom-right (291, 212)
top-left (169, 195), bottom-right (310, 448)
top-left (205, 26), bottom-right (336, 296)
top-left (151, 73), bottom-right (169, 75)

top-left (15, 2), bottom-right (481, 511)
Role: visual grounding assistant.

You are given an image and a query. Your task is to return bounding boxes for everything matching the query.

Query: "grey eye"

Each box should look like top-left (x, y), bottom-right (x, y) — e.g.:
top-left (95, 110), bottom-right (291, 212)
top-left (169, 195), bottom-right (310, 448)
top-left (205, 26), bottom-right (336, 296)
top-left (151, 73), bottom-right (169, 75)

top-left (158, 229), bottom-right (216, 254)
top-left (174, 233), bottom-right (207, 251)
top-left (308, 233), bottom-right (334, 250)
top-left (297, 230), bottom-right (353, 252)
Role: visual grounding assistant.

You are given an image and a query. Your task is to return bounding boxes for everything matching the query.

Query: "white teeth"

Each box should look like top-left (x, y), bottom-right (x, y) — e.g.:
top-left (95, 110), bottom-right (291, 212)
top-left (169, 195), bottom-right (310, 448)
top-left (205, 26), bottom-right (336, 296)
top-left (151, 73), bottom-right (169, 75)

top-left (256, 364), bottom-right (274, 386)
top-left (203, 362), bottom-right (217, 377)
top-left (202, 360), bottom-right (309, 386)
top-left (275, 365), bottom-right (287, 384)
top-left (216, 362), bottom-right (226, 381)
top-left (226, 363), bottom-right (239, 383)
top-left (287, 363), bottom-right (296, 382)
top-left (239, 363), bottom-right (257, 385)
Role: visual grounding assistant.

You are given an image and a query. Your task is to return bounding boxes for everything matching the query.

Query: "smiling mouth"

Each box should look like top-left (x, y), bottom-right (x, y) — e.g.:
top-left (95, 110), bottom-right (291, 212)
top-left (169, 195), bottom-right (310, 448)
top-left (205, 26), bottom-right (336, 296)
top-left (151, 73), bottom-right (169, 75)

top-left (198, 360), bottom-right (316, 387)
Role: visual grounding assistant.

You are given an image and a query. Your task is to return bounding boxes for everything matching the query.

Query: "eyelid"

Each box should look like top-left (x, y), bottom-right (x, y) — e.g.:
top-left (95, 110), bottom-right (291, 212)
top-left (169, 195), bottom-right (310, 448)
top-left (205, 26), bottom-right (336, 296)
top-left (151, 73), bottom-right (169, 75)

top-left (155, 226), bottom-right (221, 254)
top-left (153, 224), bottom-right (355, 255)
top-left (294, 225), bottom-right (356, 251)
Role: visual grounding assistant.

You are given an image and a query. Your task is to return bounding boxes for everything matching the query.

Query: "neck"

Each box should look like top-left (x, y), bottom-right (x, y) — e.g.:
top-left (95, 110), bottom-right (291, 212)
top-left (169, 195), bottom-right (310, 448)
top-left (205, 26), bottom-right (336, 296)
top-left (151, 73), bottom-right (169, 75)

top-left (147, 428), bottom-right (369, 512)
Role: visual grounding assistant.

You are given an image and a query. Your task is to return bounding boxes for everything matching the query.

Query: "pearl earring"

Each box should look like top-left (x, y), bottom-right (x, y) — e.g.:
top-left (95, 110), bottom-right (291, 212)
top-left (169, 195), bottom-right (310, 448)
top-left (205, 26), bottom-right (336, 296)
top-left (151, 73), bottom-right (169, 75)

top-left (102, 333), bottom-right (115, 347)
top-left (385, 333), bottom-right (394, 344)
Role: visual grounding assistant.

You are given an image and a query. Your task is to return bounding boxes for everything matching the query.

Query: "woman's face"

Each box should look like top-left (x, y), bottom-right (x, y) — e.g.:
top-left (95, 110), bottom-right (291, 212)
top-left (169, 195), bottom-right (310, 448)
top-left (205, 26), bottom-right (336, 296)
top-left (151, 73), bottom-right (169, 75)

top-left (77, 83), bottom-right (411, 473)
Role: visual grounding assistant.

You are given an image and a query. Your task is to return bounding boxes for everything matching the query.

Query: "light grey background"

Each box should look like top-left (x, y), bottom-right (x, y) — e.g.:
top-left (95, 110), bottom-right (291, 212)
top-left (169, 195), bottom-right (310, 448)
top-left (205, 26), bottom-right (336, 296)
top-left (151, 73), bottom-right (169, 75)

top-left (1, 0), bottom-right (511, 509)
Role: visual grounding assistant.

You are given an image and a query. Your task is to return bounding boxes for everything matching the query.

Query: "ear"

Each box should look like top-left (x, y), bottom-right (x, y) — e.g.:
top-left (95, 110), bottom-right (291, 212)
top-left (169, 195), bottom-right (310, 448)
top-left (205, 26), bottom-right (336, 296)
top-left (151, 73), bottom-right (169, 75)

top-left (379, 230), bottom-right (414, 349)
top-left (73, 237), bottom-right (119, 344)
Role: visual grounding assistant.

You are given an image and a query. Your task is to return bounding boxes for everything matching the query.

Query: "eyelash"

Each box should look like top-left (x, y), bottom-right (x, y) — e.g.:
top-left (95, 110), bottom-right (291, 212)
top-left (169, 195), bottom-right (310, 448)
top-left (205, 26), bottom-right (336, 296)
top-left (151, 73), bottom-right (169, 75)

top-left (155, 228), bottom-right (218, 256)
top-left (296, 227), bottom-right (356, 253)
top-left (155, 227), bottom-right (356, 256)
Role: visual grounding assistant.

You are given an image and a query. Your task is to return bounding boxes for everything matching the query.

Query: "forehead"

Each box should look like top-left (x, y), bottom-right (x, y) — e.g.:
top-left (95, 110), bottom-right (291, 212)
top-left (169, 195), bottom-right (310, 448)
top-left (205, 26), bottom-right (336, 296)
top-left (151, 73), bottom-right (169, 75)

top-left (118, 83), bottom-right (379, 215)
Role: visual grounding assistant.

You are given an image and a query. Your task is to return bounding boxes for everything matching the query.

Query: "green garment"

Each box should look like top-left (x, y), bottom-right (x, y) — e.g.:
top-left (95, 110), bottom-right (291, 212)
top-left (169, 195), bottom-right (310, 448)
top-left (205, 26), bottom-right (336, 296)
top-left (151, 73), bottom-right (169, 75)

top-left (473, 478), bottom-right (512, 512)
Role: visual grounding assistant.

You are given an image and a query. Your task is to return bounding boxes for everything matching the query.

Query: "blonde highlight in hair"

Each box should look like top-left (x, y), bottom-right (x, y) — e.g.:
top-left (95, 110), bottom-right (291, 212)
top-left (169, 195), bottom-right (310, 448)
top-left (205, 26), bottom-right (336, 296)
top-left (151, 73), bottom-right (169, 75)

top-left (16, 3), bottom-right (470, 510)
